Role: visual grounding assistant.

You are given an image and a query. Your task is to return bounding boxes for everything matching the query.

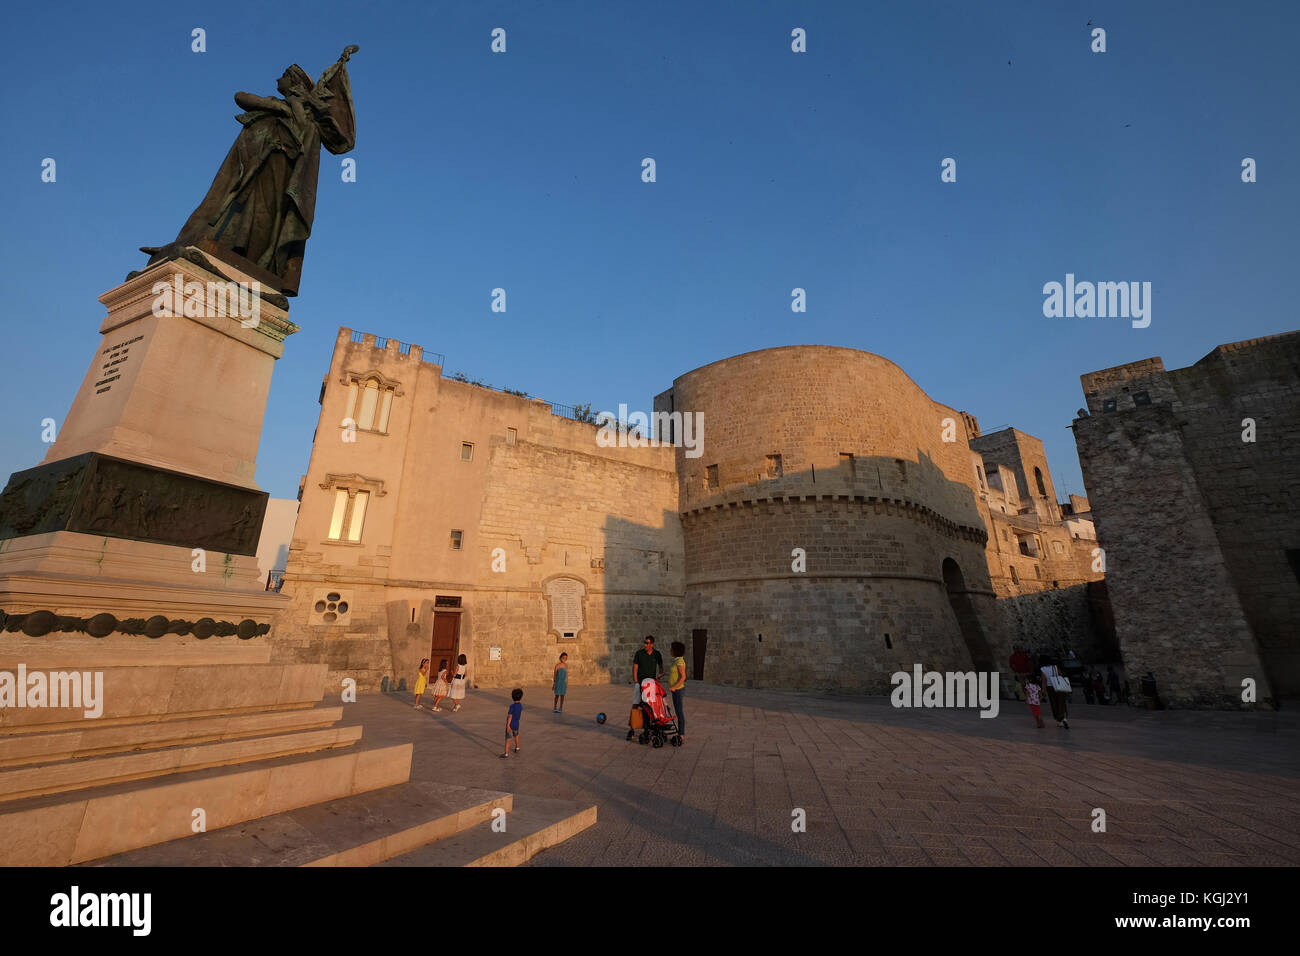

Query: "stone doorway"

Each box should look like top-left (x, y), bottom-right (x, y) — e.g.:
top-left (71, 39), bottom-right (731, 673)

top-left (692, 629), bottom-right (707, 681)
top-left (942, 558), bottom-right (994, 671)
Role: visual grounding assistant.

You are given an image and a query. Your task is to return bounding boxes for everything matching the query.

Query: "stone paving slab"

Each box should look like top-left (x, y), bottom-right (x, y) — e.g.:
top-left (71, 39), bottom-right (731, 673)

top-left (333, 683), bottom-right (1299, 866)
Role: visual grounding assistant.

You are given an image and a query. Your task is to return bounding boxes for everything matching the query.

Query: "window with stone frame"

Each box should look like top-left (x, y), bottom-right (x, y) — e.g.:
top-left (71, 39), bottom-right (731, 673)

top-left (320, 473), bottom-right (386, 543)
top-left (1009, 566), bottom-right (1020, 585)
top-left (705, 464), bottom-right (719, 490)
top-left (766, 454), bottom-right (783, 478)
top-left (339, 370), bottom-right (402, 434)
top-left (449, 529), bottom-right (464, 550)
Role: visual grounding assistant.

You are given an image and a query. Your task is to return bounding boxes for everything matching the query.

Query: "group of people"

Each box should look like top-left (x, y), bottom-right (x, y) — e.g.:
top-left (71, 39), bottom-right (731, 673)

top-left (631, 635), bottom-right (688, 744)
top-left (1009, 645), bottom-right (1131, 730)
top-left (411, 637), bottom-right (692, 754)
top-left (412, 654), bottom-right (469, 712)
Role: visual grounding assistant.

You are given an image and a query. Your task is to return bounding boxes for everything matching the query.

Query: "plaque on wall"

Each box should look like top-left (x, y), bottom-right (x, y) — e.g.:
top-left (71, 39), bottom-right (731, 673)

top-left (544, 576), bottom-right (586, 639)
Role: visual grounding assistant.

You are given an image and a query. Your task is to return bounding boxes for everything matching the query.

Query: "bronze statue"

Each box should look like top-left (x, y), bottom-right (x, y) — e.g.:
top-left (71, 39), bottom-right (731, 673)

top-left (142, 45), bottom-right (359, 296)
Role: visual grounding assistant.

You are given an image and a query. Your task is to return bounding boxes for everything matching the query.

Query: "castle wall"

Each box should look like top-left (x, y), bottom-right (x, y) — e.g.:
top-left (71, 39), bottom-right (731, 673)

top-left (660, 346), bottom-right (1005, 692)
top-left (1074, 332), bottom-right (1300, 706)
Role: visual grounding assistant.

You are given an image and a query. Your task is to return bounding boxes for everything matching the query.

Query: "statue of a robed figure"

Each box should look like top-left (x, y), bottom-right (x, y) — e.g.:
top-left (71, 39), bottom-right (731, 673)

top-left (142, 45), bottom-right (359, 296)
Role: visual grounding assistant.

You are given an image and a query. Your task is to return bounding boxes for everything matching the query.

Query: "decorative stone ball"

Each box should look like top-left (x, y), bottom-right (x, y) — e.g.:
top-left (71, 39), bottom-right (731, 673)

top-left (236, 619), bottom-right (259, 640)
top-left (144, 615), bottom-right (170, 638)
top-left (191, 618), bottom-right (217, 639)
top-left (596, 712), bottom-right (607, 724)
top-left (85, 613), bottom-right (118, 638)
top-left (21, 610), bottom-right (58, 637)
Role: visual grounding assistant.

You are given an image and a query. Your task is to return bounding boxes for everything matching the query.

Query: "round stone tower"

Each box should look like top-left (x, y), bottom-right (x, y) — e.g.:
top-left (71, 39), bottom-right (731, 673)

top-left (655, 346), bottom-right (1002, 693)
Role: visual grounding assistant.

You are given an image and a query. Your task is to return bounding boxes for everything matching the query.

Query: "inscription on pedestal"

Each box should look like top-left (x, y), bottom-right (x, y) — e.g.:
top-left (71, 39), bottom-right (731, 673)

top-left (95, 334), bottom-right (144, 395)
top-left (544, 577), bottom-right (586, 639)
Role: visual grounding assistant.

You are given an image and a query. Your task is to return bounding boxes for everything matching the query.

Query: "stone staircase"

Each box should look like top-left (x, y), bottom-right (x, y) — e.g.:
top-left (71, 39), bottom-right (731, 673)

top-left (93, 781), bottom-right (596, 867)
top-left (0, 662), bottom-right (594, 866)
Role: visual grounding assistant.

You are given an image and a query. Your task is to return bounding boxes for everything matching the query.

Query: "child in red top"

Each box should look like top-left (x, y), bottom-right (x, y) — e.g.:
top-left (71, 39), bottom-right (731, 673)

top-left (1025, 675), bottom-right (1045, 728)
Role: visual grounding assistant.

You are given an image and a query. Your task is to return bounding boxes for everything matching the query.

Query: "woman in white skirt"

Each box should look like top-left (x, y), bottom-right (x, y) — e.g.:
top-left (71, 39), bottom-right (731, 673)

top-left (449, 653), bottom-right (468, 712)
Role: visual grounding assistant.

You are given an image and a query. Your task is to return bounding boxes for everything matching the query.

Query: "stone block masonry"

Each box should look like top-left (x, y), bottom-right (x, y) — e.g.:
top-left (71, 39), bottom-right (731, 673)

top-left (1073, 332), bottom-right (1300, 707)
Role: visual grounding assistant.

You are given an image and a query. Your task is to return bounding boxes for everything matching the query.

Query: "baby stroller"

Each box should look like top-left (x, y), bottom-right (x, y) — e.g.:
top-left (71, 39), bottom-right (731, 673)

top-left (631, 677), bottom-right (682, 748)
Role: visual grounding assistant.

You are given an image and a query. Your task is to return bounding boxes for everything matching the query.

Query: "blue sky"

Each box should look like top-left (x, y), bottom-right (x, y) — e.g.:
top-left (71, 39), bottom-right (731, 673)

top-left (1, 0), bottom-right (1296, 502)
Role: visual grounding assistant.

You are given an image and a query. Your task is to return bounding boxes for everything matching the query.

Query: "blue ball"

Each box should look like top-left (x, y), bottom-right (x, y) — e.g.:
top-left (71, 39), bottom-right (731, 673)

top-left (596, 712), bottom-right (607, 724)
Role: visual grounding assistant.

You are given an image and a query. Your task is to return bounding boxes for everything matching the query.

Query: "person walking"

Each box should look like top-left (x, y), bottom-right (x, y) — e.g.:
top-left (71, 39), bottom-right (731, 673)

top-left (430, 659), bottom-right (450, 711)
top-left (552, 652), bottom-right (569, 713)
top-left (449, 654), bottom-right (468, 712)
top-left (1024, 673), bottom-right (1046, 728)
top-left (1040, 655), bottom-right (1071, 729)
top-left (668, 640), bottom-right (687, 744)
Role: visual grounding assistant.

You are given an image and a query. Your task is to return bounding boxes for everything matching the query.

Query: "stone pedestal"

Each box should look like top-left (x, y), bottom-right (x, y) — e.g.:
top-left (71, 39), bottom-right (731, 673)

top-left (0, 249), bottom-right (414, 865)
top-left (46, 251), bottom-right (297, 489)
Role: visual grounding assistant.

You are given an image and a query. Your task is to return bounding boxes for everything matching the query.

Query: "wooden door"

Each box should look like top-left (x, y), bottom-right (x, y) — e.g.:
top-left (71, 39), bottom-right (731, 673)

top-left (430, 612), bottom-right (461, 676)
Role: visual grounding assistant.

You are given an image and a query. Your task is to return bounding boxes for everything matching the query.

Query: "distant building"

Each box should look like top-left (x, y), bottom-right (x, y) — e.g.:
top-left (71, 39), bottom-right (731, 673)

top-left (255, 498), bottom-right (298, 589)
top-left (1073, 331), bottom-right (1300, 707)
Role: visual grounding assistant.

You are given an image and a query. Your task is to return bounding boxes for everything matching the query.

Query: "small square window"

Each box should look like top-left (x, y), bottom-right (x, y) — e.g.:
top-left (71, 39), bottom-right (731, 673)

top-left (1133, 391), bottom-right (1151, 406)
top-left (1102, 399), bottom-right (1117, 413)
top-left (765, 454), bottom-right (783, 478)
top-left (449, 529), bottom-right (463, 550)
top-left (461, 442), bottom-right (474, 461)
top-left (506, 428), bottom-right (517, 445)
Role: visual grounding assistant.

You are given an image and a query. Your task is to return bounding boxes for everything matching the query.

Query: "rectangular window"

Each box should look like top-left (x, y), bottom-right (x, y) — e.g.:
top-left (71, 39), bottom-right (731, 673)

top-left (328, 490), bottom-right (349, 540)
top-left (840, 453), bottom-right (855, 478)
top-left (506, 427), bottom-right (517, 445)
top-left (766, 454), bottom-right (783, 478)
top-left (461, 442), bottom-right (474, 461)
top-left (1103, 398), bottom-right (1118, 413)
top-left (1133, 391), bottom-right (1151, 406)
top-left (347, 490), bottom-right (369, 542)
top-left (705, 464), bottom-right (719, 490)
top-left (377, 389), bottom-right (394, 431)
top-left (450, 529), bottom-right (463, 550)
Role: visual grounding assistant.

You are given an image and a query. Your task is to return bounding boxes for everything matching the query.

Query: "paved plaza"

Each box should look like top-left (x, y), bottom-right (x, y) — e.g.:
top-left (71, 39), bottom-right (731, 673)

top-left (340, 681), bottom-right (1300, 866)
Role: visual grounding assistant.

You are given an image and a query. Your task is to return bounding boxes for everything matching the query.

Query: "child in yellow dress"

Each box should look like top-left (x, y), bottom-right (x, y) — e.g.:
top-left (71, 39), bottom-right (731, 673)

top-left (412, 658), bottom-right (430, 709)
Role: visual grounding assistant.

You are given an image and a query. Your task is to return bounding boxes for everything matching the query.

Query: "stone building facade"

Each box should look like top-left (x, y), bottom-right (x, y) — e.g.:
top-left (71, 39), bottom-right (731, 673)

top-left (966, 429), bottom-right (1111, 662)
top-left (1072, 332), bottom-right (1300, 707)
top-left (277, 333), bottom-right (1105, 695)
top-left (273, 329), bottom-right (681, 693)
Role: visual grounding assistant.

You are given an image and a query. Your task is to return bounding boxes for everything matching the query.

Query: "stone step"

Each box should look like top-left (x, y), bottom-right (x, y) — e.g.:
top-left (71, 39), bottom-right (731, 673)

top-left (0, 706), bottom-right (345, 769)
top-left (378, 795), bottom-right (597, 867)
top-left (0, 724), bottom-right (362, 803)
top-left (0, 742), bottom-right (413, 865)
top-left (96, 780), bottom-right (513, 867)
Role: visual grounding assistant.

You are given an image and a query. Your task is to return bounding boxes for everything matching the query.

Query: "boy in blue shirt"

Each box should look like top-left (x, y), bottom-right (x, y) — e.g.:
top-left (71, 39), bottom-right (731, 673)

top-left (501, 688), bottom-right (523, 757)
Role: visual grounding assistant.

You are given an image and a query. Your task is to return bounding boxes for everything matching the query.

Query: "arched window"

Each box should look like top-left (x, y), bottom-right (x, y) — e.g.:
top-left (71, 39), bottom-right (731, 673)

top-left (340, 370), bottom-right (403, 434)
top-left (1034, 467), bottom-right (1047, 497)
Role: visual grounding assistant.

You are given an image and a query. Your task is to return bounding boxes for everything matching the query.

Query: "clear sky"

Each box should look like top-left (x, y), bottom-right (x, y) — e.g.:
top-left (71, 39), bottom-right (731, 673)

top-left (1, 0), bottom-right (1296, 502)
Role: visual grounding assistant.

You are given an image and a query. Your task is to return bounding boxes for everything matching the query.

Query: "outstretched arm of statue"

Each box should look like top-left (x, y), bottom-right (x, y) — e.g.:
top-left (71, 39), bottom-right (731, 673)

top-left (234, 90), bottom-right (289, 113)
